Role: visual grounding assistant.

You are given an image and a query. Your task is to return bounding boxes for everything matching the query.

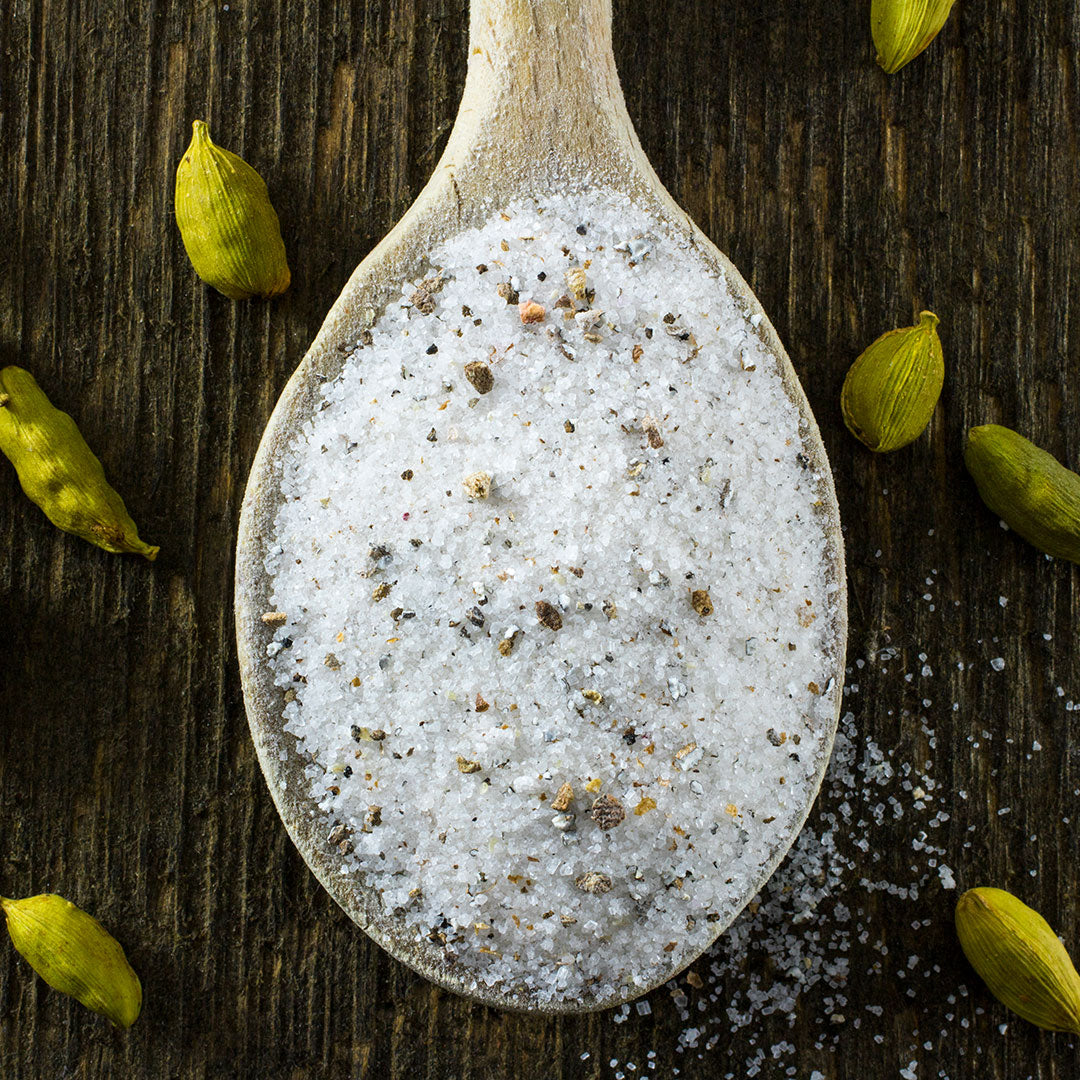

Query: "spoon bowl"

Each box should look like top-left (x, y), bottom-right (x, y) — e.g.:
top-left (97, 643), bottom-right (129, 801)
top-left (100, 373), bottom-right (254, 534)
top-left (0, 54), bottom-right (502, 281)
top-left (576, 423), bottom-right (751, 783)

top-left (236, 0), bottom-right (846, 1013)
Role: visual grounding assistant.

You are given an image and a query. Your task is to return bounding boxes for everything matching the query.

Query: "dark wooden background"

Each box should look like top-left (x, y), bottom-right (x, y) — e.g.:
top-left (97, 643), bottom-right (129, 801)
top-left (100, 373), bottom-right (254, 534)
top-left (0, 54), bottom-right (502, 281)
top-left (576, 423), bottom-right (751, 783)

top-left (2, 0), bottom-right (1079, 1076)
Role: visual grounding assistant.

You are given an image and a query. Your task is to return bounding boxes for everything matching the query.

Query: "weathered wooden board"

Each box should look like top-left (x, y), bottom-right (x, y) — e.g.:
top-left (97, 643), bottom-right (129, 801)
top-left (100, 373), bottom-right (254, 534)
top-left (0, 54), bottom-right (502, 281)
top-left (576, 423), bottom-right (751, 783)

top-left (1, 1), bottom-right (1078, 1076)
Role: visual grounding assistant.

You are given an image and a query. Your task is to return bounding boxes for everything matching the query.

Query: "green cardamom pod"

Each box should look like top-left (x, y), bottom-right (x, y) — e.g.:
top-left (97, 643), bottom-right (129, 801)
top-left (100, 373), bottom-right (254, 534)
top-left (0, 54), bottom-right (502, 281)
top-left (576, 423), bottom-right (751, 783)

top-left (965, 425), bottom-right (1080, 564)
top-left (956, 887), bottom-right (1080, 1034)
top-left (871, 0), bottom-right (957, 74)
top-left (840, 311), bottom-right (944, 452)
top-left (2, 894), bottom-right (142, 1028)
top-left (0, 366), bottom-right (158, 559)
top-left (175, 120), bottom-right (290, 300)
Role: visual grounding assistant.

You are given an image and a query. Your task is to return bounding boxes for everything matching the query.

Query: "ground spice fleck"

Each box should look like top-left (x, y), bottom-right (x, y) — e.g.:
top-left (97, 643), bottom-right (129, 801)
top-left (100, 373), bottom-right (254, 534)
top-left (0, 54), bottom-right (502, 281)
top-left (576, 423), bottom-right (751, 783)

top-left (582, 689), bottom-right (604, 705)
top-left (674, 742), bottom-right (698, 764)
top-left (372, 582), bottom-right (392, 602)
top-left (535, 600), bottom-right (563, 631)
top-left (497, 281), bottom-right (519, 305)
top-left (464, 361), bottom-right (494, 395)
top-left (519, 300), bottom-right (545, 324)
top-left (590, 794), bottom-right (626, 830)
top-left (324, 653), bottom-right (342, 670)
top-left (370, 729), bottom-right (387, 740)
top-left (328, 823), bottom-right (351, 848)
top-left (642, 414), bottom-right (664, 448)
top-left (475, 693), bottom-right (490, 713)
top-left (497, 637), bottom-right (515, 656)
top-left (457, 756), bottom-right (483, 774)
top-left (552, 782), bottom-right (574, 811)
top-left (401, 469), bottom-right (413, 480)
top-left (462, 471), bottom-right (493, 500)
top-left (691, 589), bottom-right (714, 617)
top-left (262, 611), bottom-right (288, 626)
top-left (634, 796), bottom-right (657, 816)
top-left (410, 287), bottom-right (436, 315)
top-left (575, 871), bottom-right (613, 895)
top-left (602, 599), bottom-right (617, 620)
top-left (565, 267), bottom-right (587, 299)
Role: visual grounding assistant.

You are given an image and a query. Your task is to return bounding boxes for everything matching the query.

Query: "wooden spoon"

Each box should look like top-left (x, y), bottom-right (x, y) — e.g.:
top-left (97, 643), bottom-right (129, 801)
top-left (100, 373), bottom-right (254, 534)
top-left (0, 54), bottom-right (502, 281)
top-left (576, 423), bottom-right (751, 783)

top-left (236, 0), bottom-right (847, 1013)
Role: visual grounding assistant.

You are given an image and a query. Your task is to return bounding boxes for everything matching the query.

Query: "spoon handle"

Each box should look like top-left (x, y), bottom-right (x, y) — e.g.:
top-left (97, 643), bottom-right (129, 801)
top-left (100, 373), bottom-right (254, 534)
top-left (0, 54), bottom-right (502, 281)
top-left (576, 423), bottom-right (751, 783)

top-left (440, 0), bottom-right (651, 190)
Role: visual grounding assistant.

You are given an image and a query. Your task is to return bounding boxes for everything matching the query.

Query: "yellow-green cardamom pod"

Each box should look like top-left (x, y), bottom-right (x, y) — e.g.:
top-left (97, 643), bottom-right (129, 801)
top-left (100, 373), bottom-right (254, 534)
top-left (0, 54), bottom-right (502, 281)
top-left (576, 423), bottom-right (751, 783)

top-left (175, 120), bottom-right (290, 300)
top-left (1, 894), bottom-right (142, 1028)
top-left (964, 425), bottom-right (1080, 564)
top-left (871, 0), bottom-right (957, 74)
top-left (840, 311), bottom-right (944, 452)
top-left (956, 887), bottom-right (1080, 1034)
top-left (0, 367), bottom-right (158, 560)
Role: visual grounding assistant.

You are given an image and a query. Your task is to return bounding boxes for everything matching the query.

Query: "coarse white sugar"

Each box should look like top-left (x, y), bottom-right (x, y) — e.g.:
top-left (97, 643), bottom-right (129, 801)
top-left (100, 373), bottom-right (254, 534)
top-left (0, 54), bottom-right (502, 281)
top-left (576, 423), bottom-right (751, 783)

top-left (263, 192), bottom-right (839, 1002)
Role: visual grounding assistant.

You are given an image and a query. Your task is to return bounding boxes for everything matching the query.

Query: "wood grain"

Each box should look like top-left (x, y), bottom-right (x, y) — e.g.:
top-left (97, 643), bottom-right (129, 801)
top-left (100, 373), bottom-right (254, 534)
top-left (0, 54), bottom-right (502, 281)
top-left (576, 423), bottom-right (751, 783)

top-left (1, 0), bottom-right (1078, 1076)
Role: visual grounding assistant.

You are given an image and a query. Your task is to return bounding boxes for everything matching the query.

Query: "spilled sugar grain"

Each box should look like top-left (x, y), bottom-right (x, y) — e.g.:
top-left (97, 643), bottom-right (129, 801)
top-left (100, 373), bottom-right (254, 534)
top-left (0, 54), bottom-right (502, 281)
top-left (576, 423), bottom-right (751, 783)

top-left (263, 193), bottom-right (842, 1001)
top-left (602, 701), bottom-right (959, 1077)
top-left (603, 621), bottom-right (1077, 1079)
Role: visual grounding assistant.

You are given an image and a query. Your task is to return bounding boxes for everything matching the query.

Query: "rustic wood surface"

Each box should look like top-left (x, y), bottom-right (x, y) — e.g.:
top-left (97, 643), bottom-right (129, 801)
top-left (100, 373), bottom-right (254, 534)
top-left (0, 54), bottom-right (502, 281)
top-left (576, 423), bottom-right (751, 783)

top-left (1, 1), bottom-right (1078, 1077)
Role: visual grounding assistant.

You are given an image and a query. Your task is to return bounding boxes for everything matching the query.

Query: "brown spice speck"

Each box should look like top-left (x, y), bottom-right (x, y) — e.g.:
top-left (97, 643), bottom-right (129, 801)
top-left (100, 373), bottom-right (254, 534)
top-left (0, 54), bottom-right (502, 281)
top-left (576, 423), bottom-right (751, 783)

top-left (498, 638), bottom-right (515, 656)
top-left (410, 290), bottom-right (435, 315)
top-left (497, 281), bottom-right (520, 305)
top-left (474, 693), bottom-right (490, 713)
top-left (323, 653), bottom-right (342, 670)
top-left (565, 267), bottom-right (587, 299)
top-left (464, 361), bottom-right (494, 394)
top-left (457, 756), bottom-right (483, 774)
top-left (642, 414), bottom-right (664, 448)
top-left (574, 871), bottom-right (613, 895)
top-left (327, 823), bottom-right (351, 847)
top-left (590, 794), bottom-right (626, 830)
top-left (372, 582), bottom-right (392, 602)
top-left (552, 782), bottom-right (574, 811)
top-left (519, 300), bottom-right (546, 324)
top-left (462, 471), bottom-right (493, 500)
top-left (535, 600), bottom-right (563, 631)
top-left (261, 611), bottom-right (287, 626)
top-left (690, 589), bottom-right (713, 617)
